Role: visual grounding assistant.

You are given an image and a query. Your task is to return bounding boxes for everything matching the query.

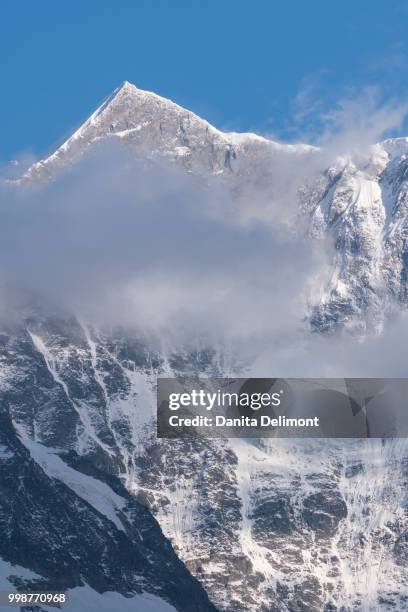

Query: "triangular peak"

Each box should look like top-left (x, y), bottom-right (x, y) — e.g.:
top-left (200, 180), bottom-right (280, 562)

top-left (110, 80), bottom-right (140, 98)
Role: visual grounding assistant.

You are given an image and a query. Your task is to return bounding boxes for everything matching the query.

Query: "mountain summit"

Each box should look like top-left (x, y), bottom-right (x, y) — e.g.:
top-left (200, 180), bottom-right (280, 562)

top-left (25, 81), bottom-right (314, 180)
top-left (4, 82), bottom-right (408, 610)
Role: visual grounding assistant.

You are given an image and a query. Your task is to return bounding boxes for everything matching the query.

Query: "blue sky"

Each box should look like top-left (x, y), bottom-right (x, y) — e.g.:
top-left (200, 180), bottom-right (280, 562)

top-left (2, 0), bottom-right (408, 159)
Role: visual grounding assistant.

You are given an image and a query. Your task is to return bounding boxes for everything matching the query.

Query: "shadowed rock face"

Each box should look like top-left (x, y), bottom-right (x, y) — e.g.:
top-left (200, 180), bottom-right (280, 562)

top-left (0, 399), bottom-right (217, 611)
top-left (3, 84), bottom-right (408, 610)
top-left (2, 316), bottom-right (408, 611)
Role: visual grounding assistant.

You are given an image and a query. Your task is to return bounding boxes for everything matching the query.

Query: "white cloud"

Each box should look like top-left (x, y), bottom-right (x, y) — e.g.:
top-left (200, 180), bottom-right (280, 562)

top-left (2, 94), bottom-right (408, 377)
top-left (0, 141), bottom-right (327, 349)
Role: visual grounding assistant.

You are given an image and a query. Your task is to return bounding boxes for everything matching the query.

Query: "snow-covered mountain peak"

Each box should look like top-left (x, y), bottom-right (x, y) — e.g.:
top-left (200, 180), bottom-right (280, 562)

top-left (6, 83), bottom-right (408, 612)
top-left (378, 136), bottom-right (408, 161)
top-left (23, 81), bottom-right (316, 181)
top-left (116, 79), bottom-right (136, 92)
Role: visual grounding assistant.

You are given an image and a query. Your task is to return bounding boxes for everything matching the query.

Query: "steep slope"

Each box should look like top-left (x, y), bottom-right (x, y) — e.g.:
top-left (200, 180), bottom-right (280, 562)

top-left (3, 82), bottom-right (408, 610)
top-left (2, 317), bottom-right (408, 610)
top-left (24, 80), bottom-right (315, 181)
top-left (299, 141), bottom-right (408, 331)
top-left (0, 388), bottom-right (217, 612)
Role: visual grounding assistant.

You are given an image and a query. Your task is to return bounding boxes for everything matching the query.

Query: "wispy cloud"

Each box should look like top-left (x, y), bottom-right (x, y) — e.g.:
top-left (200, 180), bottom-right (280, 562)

top-left (288, 75), bottom-right (408, 155)
top-left (2, 93), bottom-right (408, 376)
top-left (0, 142), bottom-right (327, 348)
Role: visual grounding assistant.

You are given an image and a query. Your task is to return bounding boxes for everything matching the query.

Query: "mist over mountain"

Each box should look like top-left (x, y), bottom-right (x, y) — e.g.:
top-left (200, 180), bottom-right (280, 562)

top-left (4, 81), bottom-right (408, 371)
top-left (2, 82), bottom-right (408, 610)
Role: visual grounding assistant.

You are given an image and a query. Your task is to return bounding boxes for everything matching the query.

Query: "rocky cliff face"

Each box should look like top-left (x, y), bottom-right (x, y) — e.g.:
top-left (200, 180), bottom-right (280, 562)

top-left (2, 317), bottom-right (408, 611)
top-left (305, 141), bottom-right (408, 333)
top-left (25, 81), bottom-right (314, 180)
top-left (2, 82), bottom-right (408, 611)
top-left (0, 322), bottom-right (217, 612)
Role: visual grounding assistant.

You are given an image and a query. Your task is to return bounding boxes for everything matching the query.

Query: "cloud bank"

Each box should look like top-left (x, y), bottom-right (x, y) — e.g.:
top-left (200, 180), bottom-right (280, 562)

top-left (0, 142), bottom-right (327, 349)
top-left (2, 89), bottom-right (408, 377)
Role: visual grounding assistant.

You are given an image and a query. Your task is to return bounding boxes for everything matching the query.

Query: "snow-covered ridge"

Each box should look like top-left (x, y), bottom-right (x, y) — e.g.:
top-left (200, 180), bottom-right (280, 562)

top-left (16, 80), bottom-right (408, 185)
top-left (24, 80), bottom-right (317, 180)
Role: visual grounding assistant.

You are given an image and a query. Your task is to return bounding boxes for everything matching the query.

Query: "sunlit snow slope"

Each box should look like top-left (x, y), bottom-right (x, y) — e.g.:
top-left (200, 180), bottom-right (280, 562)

top-left (2, 82), bottom-right (408, 611)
